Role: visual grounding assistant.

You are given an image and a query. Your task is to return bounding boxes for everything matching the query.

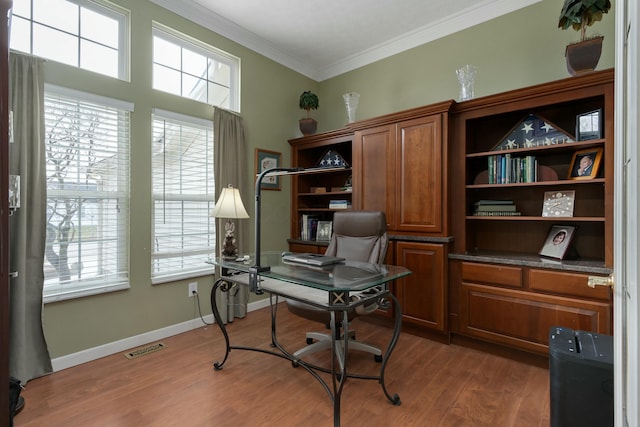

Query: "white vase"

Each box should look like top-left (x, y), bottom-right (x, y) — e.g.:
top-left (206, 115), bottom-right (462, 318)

top-left (343, 92), bottom-right (360, 123)
top-left (456, 65), bottom-right (477, 101)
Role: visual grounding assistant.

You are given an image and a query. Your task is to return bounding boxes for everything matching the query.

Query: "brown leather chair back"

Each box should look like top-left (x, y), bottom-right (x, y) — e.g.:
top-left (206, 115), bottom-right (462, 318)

top-left (324, 211), bottom-right (388, 264)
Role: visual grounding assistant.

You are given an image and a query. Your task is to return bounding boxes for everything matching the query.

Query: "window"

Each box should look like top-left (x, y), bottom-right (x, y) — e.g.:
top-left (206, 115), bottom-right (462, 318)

top-left (10, 0), bottom-right (129, 79)
top-left (151, 110), bottom-right (215, 283)
top-left (44, 85), bottom-right (132, 302)
top-left (152, 23), bottom-right (240, 110)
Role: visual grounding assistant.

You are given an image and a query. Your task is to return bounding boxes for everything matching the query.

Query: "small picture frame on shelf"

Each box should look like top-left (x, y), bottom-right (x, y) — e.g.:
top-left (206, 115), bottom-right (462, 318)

top-left (542, 190), bottom-right (575, 218)
top-left (255, 148), bottom-right (282, 191)
top-left (576, 109), bottom-right (602, 141)
top-left (568, 148), bottom-right (602, 180)
top-left (316, 221), bottom-right (333, 242)
top-left (539, 225), bottom-right (576, 260)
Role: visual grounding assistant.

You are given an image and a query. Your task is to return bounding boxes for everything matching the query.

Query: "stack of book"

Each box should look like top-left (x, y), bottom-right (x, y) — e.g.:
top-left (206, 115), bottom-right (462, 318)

top-left (329, 199), bottom-right (350, 209)
top-left (472, 200), bottom-right (521, 216)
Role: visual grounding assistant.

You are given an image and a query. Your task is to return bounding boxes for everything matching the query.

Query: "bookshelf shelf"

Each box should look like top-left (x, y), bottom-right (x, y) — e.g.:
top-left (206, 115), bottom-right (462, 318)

top-left (288, 129), bottom-right (354, 248)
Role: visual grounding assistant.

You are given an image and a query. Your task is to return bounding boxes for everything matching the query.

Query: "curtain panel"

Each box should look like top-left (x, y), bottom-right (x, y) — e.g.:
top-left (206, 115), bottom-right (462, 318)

top-left (213, 107), bottom-right (249, 322)
top-left (9, 52), bottom-right (52, 383)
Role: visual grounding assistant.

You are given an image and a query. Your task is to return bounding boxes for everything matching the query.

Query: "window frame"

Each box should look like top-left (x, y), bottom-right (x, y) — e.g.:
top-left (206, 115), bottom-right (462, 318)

top-left (150, 109), bottom-right (216, 284)
top-left (42, 84), bottom-right (133, 303)
top-left (10, 0), bottom-right (130, 80)
top-left (152, 22), bottom-right (240, 111)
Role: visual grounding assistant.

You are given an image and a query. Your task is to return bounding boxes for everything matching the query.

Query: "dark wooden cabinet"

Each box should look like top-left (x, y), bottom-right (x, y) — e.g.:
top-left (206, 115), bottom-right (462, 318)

top-left (393, 241), bottom-right (447, 333)
top-left (448, 69), bottom-right (615, 355)
top-left (288, 104), bottom-right (454, 336)
top-left (287, 72), bottom-right (615, 355)
top-left (451, 259), bottom-right (611, 355)
top-left (352, 106), bottom-right (451, 236)
top-left (348, 104), bottom-right (453, 333)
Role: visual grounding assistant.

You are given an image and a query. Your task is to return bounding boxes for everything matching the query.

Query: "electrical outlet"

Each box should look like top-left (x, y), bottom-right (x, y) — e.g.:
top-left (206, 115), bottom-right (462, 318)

top-left (188, 282), bottom-right (198, 297)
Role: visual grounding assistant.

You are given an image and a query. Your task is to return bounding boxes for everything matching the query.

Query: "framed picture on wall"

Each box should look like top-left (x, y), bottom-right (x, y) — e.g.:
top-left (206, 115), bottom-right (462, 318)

top-left (255, 148), bottom-right (282, 191)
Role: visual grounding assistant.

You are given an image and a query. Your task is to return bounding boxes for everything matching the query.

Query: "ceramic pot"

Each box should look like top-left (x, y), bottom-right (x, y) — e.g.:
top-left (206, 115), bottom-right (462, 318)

top-left (565, 36), bottom-right (603, 76)
top-left (299, 118), bottom-right (317, 136)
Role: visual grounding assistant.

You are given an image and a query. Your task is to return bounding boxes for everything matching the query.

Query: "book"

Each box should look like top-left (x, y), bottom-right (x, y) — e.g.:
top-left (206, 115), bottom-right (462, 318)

top-left (474, 199), bottom-right (514, 206)
top-left (475, 204), bottom-right (517, 212)
top-left (472, 211), bottom-right (522, 216)
top-left (329, 199), bottom-right (349, 209)
top-left (300, 214), bottom-right (318, 240)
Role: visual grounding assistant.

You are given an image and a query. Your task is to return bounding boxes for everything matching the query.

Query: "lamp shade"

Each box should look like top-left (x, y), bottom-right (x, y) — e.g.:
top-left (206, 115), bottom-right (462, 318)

top-left (210, 185), bottom-right (249, 219)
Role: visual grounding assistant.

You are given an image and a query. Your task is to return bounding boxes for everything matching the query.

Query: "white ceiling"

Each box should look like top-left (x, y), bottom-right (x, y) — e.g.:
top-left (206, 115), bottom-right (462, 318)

top-left (150, 0), bottom-right (541, 81)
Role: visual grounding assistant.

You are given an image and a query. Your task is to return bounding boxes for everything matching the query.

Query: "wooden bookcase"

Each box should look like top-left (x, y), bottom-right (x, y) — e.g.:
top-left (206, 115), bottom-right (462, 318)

top-left (448, 69), bottom-right (614, 355)
top-left (288, 129), bottom-right (354, 253)
top-left (451, 69), bottom-right (614, 267)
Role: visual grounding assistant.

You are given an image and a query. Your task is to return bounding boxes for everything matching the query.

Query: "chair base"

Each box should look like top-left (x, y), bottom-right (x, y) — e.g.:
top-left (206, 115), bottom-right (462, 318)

top-left (293, 329), bottom-right (382, 370)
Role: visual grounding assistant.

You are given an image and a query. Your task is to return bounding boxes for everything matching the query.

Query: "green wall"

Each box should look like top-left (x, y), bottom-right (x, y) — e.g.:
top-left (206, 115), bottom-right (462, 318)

top-left (315, 0), bottom-right (615, 132)
top-left (41, 0), bottom-right (615, 359)
top-left (41, 0), bottom-right (316, 358)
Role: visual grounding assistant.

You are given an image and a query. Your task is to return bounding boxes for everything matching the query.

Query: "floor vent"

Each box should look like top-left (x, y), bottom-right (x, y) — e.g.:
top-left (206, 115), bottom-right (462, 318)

top-left (124, 342), bottom-right (166, 359)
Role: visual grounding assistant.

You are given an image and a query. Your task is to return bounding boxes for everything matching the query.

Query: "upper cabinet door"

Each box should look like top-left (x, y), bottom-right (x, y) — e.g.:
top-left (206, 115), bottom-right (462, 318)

top-left (394, 115), bottom-right (443, 234)
top-left (354, 114), bottom-right (445, 235)
top-left (353, 124), bottom-right (396, 225)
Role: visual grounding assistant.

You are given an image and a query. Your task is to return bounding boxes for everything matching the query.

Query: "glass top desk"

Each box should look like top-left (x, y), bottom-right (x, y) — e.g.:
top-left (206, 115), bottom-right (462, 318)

top-left (207, 252), bottom-right (412, 427)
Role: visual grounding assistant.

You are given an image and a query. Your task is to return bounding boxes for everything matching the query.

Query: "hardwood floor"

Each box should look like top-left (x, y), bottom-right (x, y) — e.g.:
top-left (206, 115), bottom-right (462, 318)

top-left (14, 303), bottom-right (550, 426)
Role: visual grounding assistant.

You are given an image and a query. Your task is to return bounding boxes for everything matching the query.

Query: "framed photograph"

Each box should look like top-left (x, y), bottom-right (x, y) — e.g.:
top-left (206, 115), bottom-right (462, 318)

top-left (316, 220), bottom-right (333, 242)
top-left (568, 148), bottom-right (602, 180)
top-left (539, 225), bottom-right (576, 260)
top-left (576, 109), bottom-right (602, 141)
top-left (542, 190), bottom-right (575, 218)
top-left (255, 148), bottom-right (281, 191)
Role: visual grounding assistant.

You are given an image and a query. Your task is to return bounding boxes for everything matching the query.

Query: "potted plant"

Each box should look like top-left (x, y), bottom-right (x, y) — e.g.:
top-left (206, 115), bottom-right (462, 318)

top-left (299, 90), bottom-right (319, 136)
top-left (558, 0), bottom-right (611, 75)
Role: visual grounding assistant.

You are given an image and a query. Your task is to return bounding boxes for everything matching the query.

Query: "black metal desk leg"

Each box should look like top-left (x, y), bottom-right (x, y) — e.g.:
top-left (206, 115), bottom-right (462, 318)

top-left (210, 277), bottom-right (234, 370)
top-left (331, 308), bottom-right (349, 427)
top-left (379, 292), bottom-right (402, 405)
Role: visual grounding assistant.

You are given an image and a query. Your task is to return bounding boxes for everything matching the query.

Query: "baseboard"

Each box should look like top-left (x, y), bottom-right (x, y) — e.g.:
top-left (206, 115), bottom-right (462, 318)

top-left (51, 297), bottom-right (273, 372)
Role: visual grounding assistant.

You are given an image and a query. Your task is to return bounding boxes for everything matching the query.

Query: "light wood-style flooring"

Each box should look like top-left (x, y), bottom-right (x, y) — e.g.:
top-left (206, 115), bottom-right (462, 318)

top-left (15, 303), bottom-right (550, 426)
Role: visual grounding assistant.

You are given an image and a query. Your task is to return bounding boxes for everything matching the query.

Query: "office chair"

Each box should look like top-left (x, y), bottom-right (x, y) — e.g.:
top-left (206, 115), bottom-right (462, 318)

top-left (286, 210), bottom-right (389, 368)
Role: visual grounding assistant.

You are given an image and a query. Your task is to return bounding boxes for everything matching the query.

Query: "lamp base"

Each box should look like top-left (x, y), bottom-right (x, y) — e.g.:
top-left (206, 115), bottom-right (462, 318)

top-left (222, 230), bottom-right (238, 260)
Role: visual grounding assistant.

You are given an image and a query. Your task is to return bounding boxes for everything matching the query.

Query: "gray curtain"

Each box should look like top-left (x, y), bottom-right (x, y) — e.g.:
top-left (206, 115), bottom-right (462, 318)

top-left (213, 107), bottom-right (249, 322)
top-left (9, 52), bottom-right (52, 382)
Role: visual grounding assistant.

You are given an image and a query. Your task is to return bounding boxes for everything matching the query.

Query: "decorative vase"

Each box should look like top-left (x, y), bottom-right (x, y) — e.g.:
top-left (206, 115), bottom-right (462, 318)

top-left (565, 36), bottom-right (603, 76)
top-left (456, 64), bottom-right (477, 101)
top-left (299, 118), bottom-right (317, 136)
top-left (343, 92), bottom-right (360, 123)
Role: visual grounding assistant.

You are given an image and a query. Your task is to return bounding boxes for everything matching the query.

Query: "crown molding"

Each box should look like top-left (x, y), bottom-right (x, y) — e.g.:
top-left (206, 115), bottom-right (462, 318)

top-left (150, 0), bottom-right (542, 82)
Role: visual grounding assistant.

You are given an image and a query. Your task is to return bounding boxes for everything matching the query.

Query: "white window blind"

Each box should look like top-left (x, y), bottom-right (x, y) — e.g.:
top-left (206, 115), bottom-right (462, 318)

top-left (43, 87), bottom-right (131, 302)
top-left (151, 110), bottom-right (215, 283)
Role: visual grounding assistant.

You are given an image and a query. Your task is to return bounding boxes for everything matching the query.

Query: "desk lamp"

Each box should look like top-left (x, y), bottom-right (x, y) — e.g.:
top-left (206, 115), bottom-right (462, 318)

top-left (210, 185), bottom-right (249, 260)
top-left (250, 166), bottom-right (346, 293)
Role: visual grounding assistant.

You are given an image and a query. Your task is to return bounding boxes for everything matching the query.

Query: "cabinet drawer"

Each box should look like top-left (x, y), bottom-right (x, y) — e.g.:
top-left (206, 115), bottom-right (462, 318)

top-left (461, 262), bottom-right (522, 288)
top-left (528, 269), bottom-right (611, 301)
top-left (460, 283), bottom-right (611, 354)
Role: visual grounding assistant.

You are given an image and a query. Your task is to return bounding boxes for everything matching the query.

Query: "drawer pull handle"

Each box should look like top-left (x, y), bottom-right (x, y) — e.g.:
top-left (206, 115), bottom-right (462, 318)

top-left (588, 274), bottom-right (614, 289)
